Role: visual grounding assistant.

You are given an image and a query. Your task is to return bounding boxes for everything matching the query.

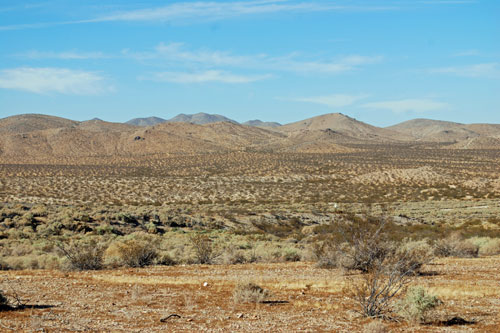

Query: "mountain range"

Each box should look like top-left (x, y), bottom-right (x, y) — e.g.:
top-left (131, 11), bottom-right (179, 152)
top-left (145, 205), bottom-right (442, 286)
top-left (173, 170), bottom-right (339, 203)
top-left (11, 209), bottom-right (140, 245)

top-left (1, 112), bottom-right (499, 162)
top-left (126, 112), bottom-right (279, 128)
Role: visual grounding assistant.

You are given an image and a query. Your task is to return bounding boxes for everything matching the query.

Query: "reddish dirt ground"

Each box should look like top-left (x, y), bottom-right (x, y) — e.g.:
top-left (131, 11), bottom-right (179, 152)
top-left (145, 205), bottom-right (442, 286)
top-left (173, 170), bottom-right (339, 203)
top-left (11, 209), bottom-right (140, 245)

top-left (1, 258), bottom-right (500, 332)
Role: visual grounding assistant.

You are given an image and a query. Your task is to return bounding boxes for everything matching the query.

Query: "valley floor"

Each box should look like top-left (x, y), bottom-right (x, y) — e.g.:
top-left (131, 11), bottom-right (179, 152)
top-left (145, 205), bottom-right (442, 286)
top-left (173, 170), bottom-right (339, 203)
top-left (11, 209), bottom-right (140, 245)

top-left (1, 258), bottom-right (500, 332)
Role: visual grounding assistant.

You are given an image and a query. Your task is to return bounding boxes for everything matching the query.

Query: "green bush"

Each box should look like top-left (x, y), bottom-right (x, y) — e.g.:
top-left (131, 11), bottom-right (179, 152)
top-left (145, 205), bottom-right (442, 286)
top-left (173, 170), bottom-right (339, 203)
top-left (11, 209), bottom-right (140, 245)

top-left (396, 286), bottom-right (441, 323)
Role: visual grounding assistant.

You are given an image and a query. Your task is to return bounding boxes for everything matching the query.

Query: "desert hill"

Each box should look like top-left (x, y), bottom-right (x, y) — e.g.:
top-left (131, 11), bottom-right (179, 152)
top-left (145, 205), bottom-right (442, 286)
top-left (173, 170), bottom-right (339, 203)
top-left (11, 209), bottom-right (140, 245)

top-left (1, 113), bottom-right (500, 162)
top-left (278, 113), bottom-right (410, 142)
top-left (388, 118), bottom-right (500, 147)
top-left (126, 116), bottom-right (166, 126)
top-left (243, 120), bottom-right (282, 128)
top-left (0, 117), bottom-right (287, 161)
top-left (167, 112), bottom-right (237, 125)
top-left (387, 119), bottom-right (477, 142)
top-left (0, 114), bottom-right (78, 134)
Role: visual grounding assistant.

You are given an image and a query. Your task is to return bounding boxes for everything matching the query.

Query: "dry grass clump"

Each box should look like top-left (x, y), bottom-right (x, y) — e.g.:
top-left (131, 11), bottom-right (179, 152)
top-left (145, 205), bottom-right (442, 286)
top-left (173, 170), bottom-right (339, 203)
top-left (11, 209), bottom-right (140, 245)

top-left (434, 232), bottom-right (479, 258)
top-left (362, 320), bottom-right (389, 333)
top-left (232, 281), bottom-right (270, 304)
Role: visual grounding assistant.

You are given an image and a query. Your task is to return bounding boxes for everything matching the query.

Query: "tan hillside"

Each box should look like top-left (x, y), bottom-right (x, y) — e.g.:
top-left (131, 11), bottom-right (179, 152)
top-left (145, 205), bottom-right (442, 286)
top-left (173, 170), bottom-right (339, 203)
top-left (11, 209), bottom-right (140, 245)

top-left (279, 113), bottom-right (409, 141)
top-left (465, 123), bottom-right (500, 138)
top-left (0, 119), bottom-right (288, 161)
top-left (0, 114), bottom-right (78, 134)
top-left (446, 136), bottom-right (500, 149)
top-left (387, 118), bottom-right (494, 142)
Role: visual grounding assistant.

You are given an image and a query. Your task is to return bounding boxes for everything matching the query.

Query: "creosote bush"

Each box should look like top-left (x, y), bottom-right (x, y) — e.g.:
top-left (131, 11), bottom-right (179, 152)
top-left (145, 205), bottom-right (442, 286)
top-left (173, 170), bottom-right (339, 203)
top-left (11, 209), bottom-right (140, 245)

top-left (396, 286), bottom-right (441, 323)
top-left (435, 232), bottom-right (479, 258)
top-left (316, 216), bottom-right (433, 275)
top-left (107, 239), bottom-right (158, 268)
top-left (232, 281), bottom-right (270, 304)
top-left (190, 234), bottom-right (217, 264)
top-left (347, 256), bottom-right (417, 318)
top-left (58, 240), bottom-right (105, 271)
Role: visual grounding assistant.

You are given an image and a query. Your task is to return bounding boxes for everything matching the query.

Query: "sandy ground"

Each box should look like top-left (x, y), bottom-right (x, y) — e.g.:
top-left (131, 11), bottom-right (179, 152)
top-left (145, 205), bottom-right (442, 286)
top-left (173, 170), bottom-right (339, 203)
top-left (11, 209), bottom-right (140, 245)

top-left (1, 257), bottom-right (500, 332)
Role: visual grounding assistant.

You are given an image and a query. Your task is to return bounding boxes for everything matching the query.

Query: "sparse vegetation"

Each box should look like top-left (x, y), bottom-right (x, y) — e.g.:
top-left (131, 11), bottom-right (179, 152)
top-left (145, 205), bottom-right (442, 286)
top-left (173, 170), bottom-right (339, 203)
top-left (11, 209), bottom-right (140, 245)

top-left (57, 239), bottom-right (106, 271)
top-left (106, 238), bottom-right (158, 268)
top-left (396, 286), bottom-right (441, 323)
top-left (190, 234), bottom-right (218, 264)
top-left (232, 281), bottom-right (270, 304)
top-left (435, 232), bottom-right (480, 258)
top-left (0, 145), bottom-right (499, 330)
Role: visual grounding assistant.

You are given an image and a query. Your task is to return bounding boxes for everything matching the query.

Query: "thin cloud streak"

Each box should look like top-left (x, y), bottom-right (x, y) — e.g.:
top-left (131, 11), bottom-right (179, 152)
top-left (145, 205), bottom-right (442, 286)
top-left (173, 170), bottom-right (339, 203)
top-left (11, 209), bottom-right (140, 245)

top-left (292, 94), bottom-right (369, 108)
top-left (362, 99), bottom-right (449, 114)
top-left (128, 42), bottom-right (383, 74)
top-left (430, 63), bottom-right (500, 78)
top-left (0, 67), bottom-right (113, 95)
top-left (17, 50), bottom-right (110, 60)
top-left (142, 70), bottom-right (272, 83)
top-left (0, 0), bottom-right (474, 31)
top-left (90, 1), bottom-right (398, 23)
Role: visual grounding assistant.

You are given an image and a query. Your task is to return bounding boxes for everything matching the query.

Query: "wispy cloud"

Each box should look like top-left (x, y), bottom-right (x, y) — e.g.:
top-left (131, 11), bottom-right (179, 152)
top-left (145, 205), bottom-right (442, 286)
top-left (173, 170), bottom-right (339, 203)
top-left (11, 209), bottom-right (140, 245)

top-left (452, 49), bottom-right (480, 57)
top-left (429, 63), bottom-right (500, 78)
top-left (90, 1), bottom-right (396, 23)
top-left (362, 99), bottom-right (449, 113)
top-left (17, 50), bottom-right (110, 60)
top-left (0, 67), bottom-right (113, 95)
top-left (417, 0), bottom-right (477, 4)
top-left (128, 42), bottom-right (382, 74)
top-left (142, 70), bottom-right (272, 83)
top-left (292, 94), bottom-right (369, 108)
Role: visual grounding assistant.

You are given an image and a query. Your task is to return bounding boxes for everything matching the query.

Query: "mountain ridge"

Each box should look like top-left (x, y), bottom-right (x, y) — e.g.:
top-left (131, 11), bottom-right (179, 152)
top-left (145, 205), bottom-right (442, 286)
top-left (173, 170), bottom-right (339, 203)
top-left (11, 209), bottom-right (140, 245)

top-left (1, 113), bottom-right (500, 162)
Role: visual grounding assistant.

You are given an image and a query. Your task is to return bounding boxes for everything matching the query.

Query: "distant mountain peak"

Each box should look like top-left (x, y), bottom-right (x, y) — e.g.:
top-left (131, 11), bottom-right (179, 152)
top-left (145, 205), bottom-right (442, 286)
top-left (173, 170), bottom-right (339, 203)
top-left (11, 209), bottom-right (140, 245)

top-left (126, 116), bottom-right (167, 126)
top-left (243, 119), bottom-right (282, 128)
top-left (167, 113), bottom-right (238, 125)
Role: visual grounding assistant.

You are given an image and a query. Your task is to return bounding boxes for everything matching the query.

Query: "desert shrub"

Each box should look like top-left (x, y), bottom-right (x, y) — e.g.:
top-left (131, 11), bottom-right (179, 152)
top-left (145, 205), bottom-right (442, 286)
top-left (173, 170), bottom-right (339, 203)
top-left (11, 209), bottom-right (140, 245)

top-left (0, 259), bottom-right (11, 271)
top-left (396, 286), bottom-right (441, 323)
top-left (345, 237), bottom-right (428, 318)
top-left (362, 320), bottom-right (389, 333)
top-left (282, 249), bottom-right (301, 262)
top-left (220, 246), bottom-right (247, 265)
top-left (0, 290), bottom-right (8, 309)
top-left (311, 239), bottom-right (338, 268)
top-left (190, 234), bottom-right (217, 264)
top-left (106, 239), bottom-right (158, 268)
top-left (346, 260), bottom-right (413, 318)
top-left (394, 240), bottom-right (435, 275)
top-left (469, 237), bottom-right (500, 256)
top-left (316, 217), bottom-right (400, 273)
top-left (156, 253), bottom-right (177, 266)
top-left (435, 232), bottom-right (479, 258)
top-left (57, 239), bottom-right (106, 270)
top-left (232, 282), bottom-right (270, 303)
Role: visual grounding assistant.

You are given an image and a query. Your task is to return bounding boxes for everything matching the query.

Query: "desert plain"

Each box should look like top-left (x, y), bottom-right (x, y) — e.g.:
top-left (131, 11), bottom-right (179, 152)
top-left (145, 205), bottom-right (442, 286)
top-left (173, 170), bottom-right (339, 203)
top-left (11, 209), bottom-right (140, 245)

top-left (1, 113), bottom-right (500, 332)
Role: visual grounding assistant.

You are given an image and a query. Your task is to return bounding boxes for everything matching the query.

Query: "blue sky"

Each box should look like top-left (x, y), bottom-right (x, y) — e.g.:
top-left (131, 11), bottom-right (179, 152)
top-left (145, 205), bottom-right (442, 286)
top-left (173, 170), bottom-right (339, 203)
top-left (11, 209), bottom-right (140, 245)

top-left (0, 0), bottom-right (499, 126)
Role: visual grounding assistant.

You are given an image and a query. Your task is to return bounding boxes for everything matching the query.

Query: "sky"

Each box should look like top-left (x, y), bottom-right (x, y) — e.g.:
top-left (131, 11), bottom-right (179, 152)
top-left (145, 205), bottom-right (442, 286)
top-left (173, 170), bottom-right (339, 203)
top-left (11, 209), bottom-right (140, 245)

top-left (0, 0), bottom-right (499, 126)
